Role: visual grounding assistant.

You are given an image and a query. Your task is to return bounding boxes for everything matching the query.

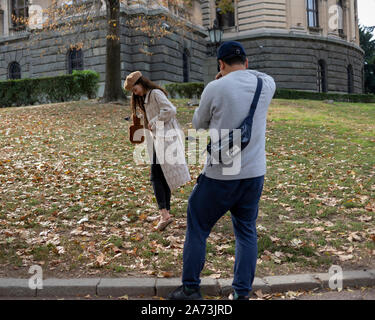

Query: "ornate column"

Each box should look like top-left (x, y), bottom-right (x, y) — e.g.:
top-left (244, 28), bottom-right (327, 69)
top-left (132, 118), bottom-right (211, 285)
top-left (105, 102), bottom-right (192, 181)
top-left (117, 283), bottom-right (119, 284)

top-left (3, 0), bottom-right (9, 36)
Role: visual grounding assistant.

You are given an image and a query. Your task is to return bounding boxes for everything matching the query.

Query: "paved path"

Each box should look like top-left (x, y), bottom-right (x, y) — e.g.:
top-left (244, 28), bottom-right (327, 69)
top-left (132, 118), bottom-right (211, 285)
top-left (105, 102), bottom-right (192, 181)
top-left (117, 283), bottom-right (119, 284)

top-left (0, 268), bottom-right (374, 300)
top-left (279, 287), bottom-right (375, 300)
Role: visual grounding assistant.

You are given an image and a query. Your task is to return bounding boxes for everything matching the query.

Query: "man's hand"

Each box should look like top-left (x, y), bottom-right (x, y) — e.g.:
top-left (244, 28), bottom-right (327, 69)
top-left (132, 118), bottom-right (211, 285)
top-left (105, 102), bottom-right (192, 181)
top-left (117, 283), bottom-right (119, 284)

top-left (215, 71), bottom-right (223, 80)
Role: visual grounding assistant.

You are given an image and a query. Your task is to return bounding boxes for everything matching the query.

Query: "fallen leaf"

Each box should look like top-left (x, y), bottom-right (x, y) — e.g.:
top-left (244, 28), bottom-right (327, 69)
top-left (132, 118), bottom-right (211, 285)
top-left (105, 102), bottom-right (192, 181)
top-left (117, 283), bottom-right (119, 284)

top-left (96, 253), bottom-right (107, 266)
top-left (358, 215), bottom-right (372, 222)
top-left (274, 251), bottom-right (284, 258)
top-left (324, 221), bottom-right (335, 227)
top-left (291, 238), bottom-right (303, 248)
top-left (112, 245), bottom-right (121, 253)
top-left (348, 232), bottom-right (362, 242)
top-left (56, 246), bottom-right (65, 255)
top-left (78, 216), bottom-right (89, 224)
top-left (365, 203), bottom-right (374, 212)
top-left (312, 226), bottom-right (325, 232)
top-left (70, 227), bottom-right (83, 236)
top-left (162, 271), bottom-right (173, 278)
top-left (338, 254), bottom-right (353, 262)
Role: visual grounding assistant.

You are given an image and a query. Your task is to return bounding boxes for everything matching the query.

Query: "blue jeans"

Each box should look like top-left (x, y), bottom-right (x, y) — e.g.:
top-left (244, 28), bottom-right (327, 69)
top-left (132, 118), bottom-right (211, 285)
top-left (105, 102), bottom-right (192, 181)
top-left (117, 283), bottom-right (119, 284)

top-left (182, 174), bottom-right (264, 296)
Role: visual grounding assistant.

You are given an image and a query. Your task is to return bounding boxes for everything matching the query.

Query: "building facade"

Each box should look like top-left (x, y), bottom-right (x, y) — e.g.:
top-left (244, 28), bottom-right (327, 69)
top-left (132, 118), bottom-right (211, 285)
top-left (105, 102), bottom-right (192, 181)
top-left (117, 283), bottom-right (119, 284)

top-left (0, 0), bottom-right (364, 95)
top-left (0, 0), bottom-right (208, 96)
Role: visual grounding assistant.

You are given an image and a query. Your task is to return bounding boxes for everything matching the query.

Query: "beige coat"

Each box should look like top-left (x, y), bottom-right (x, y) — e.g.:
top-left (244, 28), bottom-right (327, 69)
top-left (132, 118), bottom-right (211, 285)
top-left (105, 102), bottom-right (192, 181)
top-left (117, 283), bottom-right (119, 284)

top-left (140, 89), bottom-right (191, 192)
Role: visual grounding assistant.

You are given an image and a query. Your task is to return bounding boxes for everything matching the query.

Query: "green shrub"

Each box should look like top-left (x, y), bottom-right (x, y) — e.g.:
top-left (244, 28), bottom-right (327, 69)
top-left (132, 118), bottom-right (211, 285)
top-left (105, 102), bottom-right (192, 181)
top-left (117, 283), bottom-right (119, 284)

top-left (165, 82), bottom-right (204, 99)
top-left (274, 88), bottom-right (375, 103)
top-left (163, 83), bottom-right (375, 103)
top-left (72, 70), bottom-right (100, 99)
top-left (0, 70), bottom-right (100, 108)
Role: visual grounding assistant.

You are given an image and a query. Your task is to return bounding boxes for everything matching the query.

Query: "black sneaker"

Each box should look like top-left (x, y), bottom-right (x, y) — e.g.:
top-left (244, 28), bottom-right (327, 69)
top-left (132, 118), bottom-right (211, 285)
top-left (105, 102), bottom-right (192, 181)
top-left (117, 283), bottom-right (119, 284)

top-left (168, 285), bottom-right (203, 300)
top-left (230, 292), bottom-right (250, 300)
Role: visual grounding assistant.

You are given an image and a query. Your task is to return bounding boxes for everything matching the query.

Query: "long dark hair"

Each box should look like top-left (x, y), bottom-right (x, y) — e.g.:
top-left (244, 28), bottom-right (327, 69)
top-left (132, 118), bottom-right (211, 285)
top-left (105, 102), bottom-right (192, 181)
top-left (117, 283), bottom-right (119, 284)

top-left (131, 76), bottom-right (168, 116)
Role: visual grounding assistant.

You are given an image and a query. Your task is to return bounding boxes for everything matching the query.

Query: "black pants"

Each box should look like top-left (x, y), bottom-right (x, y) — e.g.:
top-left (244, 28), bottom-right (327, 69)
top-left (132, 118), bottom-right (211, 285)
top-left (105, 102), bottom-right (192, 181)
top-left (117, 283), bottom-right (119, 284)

top-left (150, 150), bottom-right (171, 211)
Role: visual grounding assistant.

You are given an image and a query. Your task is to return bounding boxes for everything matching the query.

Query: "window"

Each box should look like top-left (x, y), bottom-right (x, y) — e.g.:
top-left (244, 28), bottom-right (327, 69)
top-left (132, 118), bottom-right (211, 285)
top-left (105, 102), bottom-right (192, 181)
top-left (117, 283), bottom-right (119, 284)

top-left (167, 0), bottom-right (188, 20)
top-left (307, 0), bottom-right (319, 28)
top-left (216, 1), bottom-right (235, 28)
top-left (8, 61), bottom-right (21, 80)
top-left (68, 48), bottom-right (84, 74)
top-left (11, 0), bottom-right (29, 30)
top-left (183, 49), bottom-right (190, 83)
top-left (347, 64), bottom-right (354, 93)
top-left (337, 0), bottom-right (344, 36)
top-left (317, 60), bottom-right (327, 93)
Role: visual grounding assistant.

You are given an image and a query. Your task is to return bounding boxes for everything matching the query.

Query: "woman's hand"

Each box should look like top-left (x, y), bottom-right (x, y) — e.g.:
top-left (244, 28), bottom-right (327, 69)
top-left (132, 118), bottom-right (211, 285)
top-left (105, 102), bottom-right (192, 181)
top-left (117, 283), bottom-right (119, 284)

top-left (148, 123), bottom-right (152, 130)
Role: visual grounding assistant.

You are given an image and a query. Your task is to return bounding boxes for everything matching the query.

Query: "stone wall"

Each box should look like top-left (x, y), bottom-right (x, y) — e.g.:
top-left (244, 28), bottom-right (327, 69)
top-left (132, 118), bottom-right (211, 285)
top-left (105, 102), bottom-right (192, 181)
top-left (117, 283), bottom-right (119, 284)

top-left (0, 34), bottom-right (31, 80)
top-left (0, 9), bottom-right (364, 95)
top-left (122, 22), bottom-right (207, 85)
top-left (205, 33), bottom-right (364, 94)
top-left (0, 14), bottom-right (207, 97)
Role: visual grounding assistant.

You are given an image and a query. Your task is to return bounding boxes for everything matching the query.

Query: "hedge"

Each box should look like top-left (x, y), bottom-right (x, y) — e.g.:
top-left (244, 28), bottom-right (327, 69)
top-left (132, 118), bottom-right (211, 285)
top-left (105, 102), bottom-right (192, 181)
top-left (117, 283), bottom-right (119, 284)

top-left (165, 82), bottom-right (204, 99)
top-left (274, 88), bottom-right (375, 103)
top-left (164, 82), bottom-right (375, 103)
top-left (0, 70), bottom-right (100, 108)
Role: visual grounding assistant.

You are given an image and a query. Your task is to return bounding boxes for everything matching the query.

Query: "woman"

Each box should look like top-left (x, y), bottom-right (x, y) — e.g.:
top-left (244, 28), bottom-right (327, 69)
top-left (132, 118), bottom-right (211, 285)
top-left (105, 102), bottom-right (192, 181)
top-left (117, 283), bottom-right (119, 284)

top-left (124, 71), bottom-right (191, 231)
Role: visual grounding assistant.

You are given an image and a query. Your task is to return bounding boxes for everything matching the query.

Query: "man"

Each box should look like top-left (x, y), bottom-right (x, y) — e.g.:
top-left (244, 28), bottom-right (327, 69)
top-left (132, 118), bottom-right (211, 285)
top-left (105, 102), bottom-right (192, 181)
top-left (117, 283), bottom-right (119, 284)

top-left (168, 41), bottom-right (276, 300)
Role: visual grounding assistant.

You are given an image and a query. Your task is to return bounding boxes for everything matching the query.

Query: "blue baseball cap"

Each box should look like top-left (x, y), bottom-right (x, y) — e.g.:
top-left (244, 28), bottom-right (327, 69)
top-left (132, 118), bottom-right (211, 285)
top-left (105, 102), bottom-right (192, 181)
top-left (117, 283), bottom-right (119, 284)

top-left (217, 41), bottom-right (246, 60)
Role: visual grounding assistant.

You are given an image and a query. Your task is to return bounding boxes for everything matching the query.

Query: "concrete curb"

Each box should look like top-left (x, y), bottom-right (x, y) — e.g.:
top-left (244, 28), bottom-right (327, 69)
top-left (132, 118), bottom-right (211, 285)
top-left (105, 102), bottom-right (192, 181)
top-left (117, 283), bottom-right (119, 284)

top-left (0, 269), bottom-right (374, 298)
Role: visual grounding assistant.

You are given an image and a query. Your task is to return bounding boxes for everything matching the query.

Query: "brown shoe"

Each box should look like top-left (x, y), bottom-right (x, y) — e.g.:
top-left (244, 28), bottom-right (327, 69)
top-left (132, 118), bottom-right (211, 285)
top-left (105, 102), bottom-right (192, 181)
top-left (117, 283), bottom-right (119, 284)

top-left (156, 218), bottom-right (174, 231)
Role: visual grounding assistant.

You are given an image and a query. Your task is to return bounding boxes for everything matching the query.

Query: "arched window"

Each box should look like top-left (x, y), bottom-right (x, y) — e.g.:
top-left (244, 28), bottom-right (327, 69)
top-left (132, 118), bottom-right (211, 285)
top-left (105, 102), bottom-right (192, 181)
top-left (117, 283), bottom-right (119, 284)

top-left (183, 49), bottom-right (190, 83)
top-left (317, 59), bottom-right (327, 93)
top-left (347, 64), bottom-right (354, 93)
top-left (68, 48), bottom-right (84, 74)
top-left (307, 0), bottom-right (319, 28)
top-left (8, 61), bottom-right (21, 80)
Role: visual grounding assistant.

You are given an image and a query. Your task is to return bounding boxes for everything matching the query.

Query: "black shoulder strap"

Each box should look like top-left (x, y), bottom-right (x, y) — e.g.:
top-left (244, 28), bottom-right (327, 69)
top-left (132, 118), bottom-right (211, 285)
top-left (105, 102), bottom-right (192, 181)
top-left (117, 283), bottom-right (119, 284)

top-left (246, 77), bottom-right (263, 122)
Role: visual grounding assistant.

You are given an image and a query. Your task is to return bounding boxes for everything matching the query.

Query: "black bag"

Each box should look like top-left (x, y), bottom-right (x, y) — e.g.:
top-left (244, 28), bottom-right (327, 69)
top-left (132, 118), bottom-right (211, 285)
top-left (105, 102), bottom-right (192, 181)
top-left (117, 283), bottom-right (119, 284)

top-left (206, 77), bottom-right (263, 165)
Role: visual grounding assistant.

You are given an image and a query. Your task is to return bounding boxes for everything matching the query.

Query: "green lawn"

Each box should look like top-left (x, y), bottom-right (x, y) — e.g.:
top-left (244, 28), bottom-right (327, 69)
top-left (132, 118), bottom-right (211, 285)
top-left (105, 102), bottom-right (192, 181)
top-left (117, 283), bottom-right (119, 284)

top-left (0, 98), bottom-right (374, 279)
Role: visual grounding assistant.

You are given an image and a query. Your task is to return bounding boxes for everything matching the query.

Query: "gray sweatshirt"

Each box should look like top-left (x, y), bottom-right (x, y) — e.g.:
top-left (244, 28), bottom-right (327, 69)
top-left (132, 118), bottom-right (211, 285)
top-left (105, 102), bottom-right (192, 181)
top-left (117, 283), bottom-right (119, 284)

top-left (193, 69), bottom-right (276, 180)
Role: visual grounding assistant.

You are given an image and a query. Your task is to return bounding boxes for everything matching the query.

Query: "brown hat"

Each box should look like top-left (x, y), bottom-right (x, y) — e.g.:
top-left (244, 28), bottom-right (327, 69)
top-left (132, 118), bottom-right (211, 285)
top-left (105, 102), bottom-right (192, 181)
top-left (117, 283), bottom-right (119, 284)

top-left (124, 71), bottom-right (142, 91)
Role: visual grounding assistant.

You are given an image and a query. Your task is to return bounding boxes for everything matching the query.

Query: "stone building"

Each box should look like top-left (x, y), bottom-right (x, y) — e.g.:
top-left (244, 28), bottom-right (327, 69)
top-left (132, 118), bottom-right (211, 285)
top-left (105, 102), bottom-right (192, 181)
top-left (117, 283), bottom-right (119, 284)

top-left (0, 0), bottom-right (208, 97)
top-left (203, 0), bottom-right (364, 93)
top-left (0, 0), bottom-right (364, 96)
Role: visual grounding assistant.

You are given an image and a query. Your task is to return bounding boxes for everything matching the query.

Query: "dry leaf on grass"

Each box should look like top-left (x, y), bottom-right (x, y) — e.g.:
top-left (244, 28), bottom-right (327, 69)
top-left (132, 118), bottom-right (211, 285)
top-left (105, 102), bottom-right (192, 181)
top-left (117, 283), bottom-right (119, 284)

top-left (338, 254), bottom-right (353, 262)
top-left (96, 253), bottom-right (107, 266)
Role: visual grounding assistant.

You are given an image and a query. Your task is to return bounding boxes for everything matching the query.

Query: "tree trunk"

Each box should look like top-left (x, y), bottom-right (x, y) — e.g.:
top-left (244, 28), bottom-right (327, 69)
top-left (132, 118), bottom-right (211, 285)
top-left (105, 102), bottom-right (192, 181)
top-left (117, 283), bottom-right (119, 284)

top-left (102, 0), bottom-right (126, 102)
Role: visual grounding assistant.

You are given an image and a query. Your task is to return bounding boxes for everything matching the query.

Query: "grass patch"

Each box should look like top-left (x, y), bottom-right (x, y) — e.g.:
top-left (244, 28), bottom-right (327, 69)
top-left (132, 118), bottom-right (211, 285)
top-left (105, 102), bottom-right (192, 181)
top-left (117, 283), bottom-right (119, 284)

top-left (0, 98), bottom-right (374, 279)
